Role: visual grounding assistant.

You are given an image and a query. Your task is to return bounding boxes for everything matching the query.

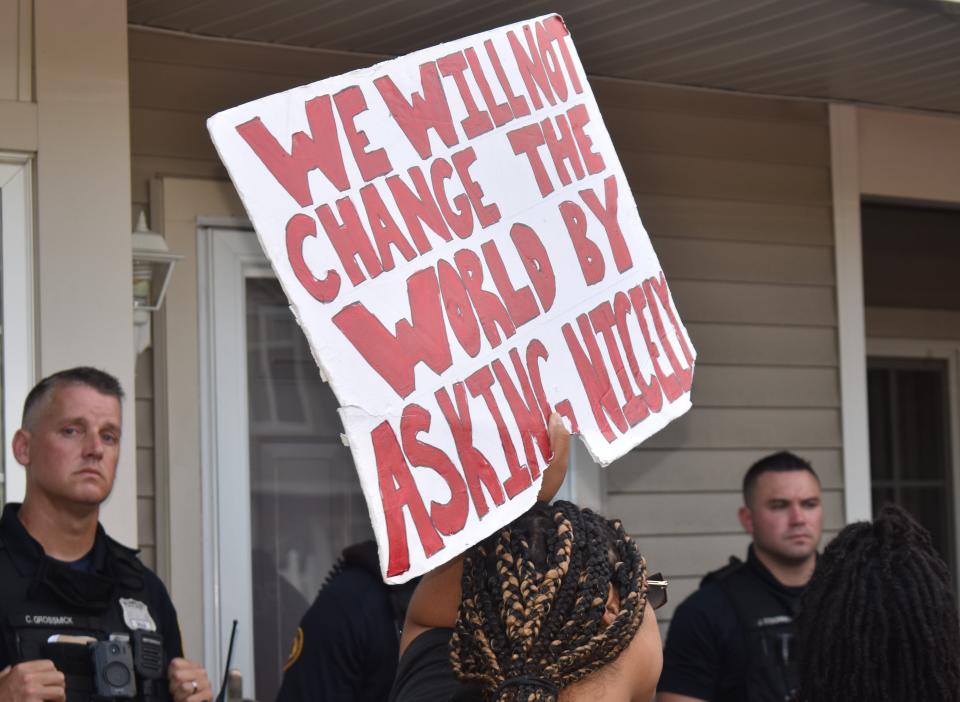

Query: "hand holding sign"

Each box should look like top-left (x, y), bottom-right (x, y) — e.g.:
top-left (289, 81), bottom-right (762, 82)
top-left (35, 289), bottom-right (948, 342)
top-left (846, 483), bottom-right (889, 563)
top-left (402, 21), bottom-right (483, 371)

top-left (208, 14), bottom-right (695, 582)
top-left (398, 409), bottom-right (571, 653)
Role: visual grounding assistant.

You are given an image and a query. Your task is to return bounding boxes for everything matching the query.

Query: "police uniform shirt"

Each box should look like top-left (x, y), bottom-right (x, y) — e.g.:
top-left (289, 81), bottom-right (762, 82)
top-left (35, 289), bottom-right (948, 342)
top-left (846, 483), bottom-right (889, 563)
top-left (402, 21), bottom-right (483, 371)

top-left (276, 564), bottom-right (401, 702)
top-left (657, 547), bottom-right (804, 702)
top-left (0, 503), bottom-right (184, 700)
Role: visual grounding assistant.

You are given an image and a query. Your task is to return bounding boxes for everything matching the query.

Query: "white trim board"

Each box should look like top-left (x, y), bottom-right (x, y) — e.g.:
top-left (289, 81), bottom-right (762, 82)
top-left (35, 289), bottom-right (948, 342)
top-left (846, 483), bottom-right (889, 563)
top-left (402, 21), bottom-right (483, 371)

top-left (197, 225), bottom-right (265, 690)
top-left (830, 104), bottom-right (872, 524)
top-left (0, 154), bottom-right (35, 503)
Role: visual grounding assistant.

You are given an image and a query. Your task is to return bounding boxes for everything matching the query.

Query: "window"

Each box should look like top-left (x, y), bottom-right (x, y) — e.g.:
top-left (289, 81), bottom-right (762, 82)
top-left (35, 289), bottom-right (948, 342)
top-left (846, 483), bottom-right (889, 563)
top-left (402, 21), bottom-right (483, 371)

top-left (868, 357), bottom-right (955, 582)
top-left (862, 201), bottom-right (960, 584)
top-left (245, 277), bottom-right (372, 701)
top-left (862, 202), bottom-right (960, 312)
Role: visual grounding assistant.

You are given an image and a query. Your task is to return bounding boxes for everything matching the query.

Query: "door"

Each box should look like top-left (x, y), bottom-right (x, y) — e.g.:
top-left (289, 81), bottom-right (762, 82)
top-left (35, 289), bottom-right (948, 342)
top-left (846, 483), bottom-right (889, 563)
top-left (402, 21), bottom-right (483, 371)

top-left (200, 227), bottom-right (372, 701)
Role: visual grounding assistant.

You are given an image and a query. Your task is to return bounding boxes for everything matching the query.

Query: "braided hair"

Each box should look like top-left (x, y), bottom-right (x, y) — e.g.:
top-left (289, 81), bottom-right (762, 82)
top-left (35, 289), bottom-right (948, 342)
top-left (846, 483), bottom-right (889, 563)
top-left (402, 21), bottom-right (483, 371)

top-left (450, 500), bottom-right (648, 702)
top-left (795, 504), bottom-right (960, 702)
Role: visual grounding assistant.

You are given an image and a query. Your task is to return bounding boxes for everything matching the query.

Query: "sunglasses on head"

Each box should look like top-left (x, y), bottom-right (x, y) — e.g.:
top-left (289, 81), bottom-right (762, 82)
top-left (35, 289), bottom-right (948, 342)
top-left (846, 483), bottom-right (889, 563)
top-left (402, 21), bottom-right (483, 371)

top-left (646, 572), bottom-right (668, 611)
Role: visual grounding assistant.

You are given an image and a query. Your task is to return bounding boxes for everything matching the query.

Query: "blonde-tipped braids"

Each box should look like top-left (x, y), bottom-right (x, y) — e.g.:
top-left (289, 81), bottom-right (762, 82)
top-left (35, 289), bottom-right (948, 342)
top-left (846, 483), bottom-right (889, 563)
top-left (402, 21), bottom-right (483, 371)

top-left (450, 501), bottom-right (648, 702)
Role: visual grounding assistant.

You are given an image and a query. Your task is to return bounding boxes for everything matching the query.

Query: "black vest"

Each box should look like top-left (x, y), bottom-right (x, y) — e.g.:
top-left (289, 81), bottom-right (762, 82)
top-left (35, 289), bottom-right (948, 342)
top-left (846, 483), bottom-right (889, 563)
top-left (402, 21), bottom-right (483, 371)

top-left (705, 556), bottom-right (800, 702)
top-left (0, 529), bottom-right (165, 702)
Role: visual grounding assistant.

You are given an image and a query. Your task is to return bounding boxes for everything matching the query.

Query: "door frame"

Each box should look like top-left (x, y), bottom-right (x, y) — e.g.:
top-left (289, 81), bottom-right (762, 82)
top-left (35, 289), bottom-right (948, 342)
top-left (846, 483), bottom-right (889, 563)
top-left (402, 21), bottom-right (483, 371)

top-left (197, 225), bottom-right (270, 692)
top-left (866, 337), bottom-right (960, 583)
top-left (0, 153), bottom-right (35, 504)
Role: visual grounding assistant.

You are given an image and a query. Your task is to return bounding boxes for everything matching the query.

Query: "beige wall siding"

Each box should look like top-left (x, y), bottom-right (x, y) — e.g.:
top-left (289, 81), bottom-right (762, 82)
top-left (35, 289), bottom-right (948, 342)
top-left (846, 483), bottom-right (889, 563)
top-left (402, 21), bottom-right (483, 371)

top-left (859, 107), bottom-right (960, 205)
top-left (595, 81), bottom-right (839, 628)
top-left (129, 28), bottom-right (379, 214)
top-left (128, 29), bottom-right (841, 637)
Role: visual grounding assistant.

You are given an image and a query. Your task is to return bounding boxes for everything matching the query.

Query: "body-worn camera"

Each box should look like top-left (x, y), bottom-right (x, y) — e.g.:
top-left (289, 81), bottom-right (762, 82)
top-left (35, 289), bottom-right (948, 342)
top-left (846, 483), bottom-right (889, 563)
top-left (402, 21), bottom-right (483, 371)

top-left (89, 631), bottom-right (164, 699)
top-left (90, 635), bottom-right (136, 699)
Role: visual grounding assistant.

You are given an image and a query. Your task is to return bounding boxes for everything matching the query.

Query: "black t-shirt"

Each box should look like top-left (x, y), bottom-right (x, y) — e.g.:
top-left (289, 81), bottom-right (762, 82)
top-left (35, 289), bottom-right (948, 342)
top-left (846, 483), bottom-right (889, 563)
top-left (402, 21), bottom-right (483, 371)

top-left (658, 578), bottom-right (745, 701)
top-left (657, 550), bottom-right (804, 702)
top-left (0, 504), bottom-right (184, 699)
top-left (276, 566), bottom-right (399, 702)
top-left (389, 628), bottom-right (482, 702)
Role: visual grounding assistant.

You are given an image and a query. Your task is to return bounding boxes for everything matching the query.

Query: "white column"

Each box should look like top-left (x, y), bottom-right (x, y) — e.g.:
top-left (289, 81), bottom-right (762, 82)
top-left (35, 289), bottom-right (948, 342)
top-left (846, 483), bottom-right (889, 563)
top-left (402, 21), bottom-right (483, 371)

top-left (829, 103), bottom-right (872, 524)
top-left (34, 0), bottom-right (137, 543)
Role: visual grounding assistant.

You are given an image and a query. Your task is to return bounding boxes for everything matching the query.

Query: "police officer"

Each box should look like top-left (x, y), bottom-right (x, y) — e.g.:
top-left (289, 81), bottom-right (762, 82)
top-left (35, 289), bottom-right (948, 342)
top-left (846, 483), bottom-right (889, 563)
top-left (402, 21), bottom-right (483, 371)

top-left (656, 452), bottom-right (824, 702)
top-left (276, 540), bottom-right (419, 702)
top-left (0, 368), bottom-right (212, 702)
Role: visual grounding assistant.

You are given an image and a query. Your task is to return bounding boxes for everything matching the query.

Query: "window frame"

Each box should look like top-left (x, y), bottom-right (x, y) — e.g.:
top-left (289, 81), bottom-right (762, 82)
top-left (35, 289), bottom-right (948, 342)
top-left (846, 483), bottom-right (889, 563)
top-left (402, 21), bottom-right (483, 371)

top-left (867, 337), bottom-right (960, 589)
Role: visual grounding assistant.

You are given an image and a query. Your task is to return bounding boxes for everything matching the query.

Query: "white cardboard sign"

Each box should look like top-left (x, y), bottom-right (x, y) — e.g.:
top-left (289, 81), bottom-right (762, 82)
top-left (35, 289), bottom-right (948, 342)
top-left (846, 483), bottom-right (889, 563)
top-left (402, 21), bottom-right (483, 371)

top-left (207, 14), bottom-right (696, 582)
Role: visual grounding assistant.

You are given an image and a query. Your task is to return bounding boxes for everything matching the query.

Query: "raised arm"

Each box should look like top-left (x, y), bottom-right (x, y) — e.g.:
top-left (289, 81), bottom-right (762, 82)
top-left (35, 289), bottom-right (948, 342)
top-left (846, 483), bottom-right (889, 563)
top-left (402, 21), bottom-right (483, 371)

top-left (398, 412), bottom-right (570, 655)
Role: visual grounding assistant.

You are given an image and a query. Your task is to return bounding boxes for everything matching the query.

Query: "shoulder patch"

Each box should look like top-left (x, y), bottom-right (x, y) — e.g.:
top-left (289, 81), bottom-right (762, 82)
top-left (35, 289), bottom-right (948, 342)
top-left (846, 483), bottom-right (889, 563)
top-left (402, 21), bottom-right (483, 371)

top-left (283, 627), bottom-right (304, 672)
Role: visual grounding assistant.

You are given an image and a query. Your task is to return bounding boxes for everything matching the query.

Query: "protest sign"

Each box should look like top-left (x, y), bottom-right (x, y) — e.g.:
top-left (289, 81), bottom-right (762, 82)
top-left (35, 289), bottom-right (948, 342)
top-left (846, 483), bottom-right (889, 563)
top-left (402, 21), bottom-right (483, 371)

top-left (207, 14), bottom-right (696, 582)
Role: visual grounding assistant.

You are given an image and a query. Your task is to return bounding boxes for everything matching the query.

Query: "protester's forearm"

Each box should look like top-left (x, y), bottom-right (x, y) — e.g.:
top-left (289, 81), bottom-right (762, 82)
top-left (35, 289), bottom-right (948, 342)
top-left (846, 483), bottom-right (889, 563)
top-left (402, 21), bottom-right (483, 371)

top-left (400, 412), bottom-right (570, 655)
top-left (537, 412), bottom-right (570, 503)
top-left (399, 556), bottom-right (464, 654)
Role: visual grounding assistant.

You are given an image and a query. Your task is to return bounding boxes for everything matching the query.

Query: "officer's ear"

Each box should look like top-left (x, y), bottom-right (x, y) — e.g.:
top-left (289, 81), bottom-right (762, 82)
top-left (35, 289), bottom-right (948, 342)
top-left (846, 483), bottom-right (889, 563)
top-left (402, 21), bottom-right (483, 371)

top-left (12, 428), bottom-right (31, 467)
top-left (738, 505), bottom-right (754, 536)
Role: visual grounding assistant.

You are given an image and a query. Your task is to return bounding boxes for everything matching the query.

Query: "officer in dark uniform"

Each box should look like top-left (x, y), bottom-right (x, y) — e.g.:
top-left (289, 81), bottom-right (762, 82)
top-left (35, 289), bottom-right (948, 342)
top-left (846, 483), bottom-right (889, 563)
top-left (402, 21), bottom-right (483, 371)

top-left (656, 452), bottom-right (823, 702)
top-left (276, 540), bottom-right (419, 702)
top-left (0, 367), bottom-right (212, 702)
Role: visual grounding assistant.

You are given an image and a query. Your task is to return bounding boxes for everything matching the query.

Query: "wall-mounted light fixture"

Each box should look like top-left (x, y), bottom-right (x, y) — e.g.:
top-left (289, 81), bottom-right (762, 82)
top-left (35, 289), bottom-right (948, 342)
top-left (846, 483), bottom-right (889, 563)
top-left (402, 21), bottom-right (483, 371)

top-left (132, 211), bottom-right (182, 353)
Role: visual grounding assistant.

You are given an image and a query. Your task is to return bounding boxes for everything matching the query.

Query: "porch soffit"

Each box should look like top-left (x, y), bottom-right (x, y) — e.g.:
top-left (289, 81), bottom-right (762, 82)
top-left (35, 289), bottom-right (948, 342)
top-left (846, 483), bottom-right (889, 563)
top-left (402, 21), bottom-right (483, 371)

top-left (128, 0), bottom-right (960, 115)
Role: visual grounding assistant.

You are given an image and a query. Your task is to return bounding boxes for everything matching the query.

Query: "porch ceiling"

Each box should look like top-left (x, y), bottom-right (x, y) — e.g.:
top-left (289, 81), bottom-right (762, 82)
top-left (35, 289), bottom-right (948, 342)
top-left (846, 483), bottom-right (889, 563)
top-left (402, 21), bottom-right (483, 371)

top-left (128, 0), bottom-right (960, 115)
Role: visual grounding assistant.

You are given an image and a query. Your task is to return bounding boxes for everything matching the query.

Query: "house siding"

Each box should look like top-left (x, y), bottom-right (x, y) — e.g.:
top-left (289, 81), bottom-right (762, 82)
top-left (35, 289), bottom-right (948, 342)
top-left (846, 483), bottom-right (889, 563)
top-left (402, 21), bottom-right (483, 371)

top-left (129, 29), bottom-right (377, 216)
top-left (128, 28), bottom-right (842, 637)
top-left (595, 80), bottom-right (840, 632)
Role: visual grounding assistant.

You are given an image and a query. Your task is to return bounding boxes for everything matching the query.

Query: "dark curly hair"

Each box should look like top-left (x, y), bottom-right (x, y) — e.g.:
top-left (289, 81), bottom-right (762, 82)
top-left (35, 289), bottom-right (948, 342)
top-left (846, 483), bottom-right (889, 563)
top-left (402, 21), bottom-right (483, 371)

top-left (450, 500), bottom-right (648, 702)
top-left (795, 504), bottom-right (960, 702)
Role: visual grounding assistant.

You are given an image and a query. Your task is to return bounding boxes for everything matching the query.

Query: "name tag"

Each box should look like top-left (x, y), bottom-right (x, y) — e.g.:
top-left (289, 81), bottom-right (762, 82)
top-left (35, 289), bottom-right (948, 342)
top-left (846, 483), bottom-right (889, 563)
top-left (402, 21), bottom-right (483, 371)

top-left (10, 614), bottom-right (98, 629)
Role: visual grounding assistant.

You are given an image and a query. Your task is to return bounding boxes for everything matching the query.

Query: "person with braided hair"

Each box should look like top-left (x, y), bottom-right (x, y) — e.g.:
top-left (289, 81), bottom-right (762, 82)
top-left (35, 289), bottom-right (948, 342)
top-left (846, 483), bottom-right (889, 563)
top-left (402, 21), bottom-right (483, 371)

top-left (389, 413), bottom-right (666, 702)
top-left (794, 504), bottom-right (960, 702)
